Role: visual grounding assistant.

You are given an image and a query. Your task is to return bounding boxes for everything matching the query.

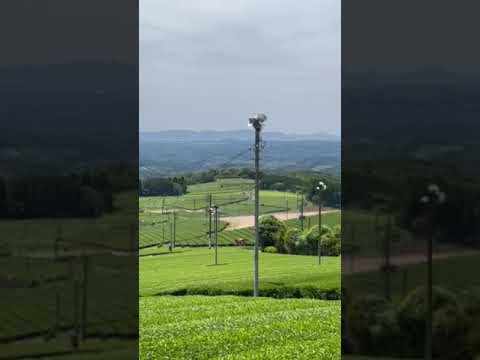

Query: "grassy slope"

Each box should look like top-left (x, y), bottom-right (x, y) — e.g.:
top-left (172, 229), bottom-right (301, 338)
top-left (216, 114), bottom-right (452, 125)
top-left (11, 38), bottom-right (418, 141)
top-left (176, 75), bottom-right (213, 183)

top-left (139, 247), bottom-right (340, 297)
top-left (140, 296), bottom-right (340, 360)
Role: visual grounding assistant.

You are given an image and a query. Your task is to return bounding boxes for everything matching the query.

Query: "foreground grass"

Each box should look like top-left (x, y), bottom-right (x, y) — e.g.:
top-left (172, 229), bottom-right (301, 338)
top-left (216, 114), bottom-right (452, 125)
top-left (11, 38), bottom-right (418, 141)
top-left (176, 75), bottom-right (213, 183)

top-left (140, 296), bottom-right (340, 360)
top-left (1, 338), bottom-right (137, 359)
top-left (139, 247), bottom-right (340, 298)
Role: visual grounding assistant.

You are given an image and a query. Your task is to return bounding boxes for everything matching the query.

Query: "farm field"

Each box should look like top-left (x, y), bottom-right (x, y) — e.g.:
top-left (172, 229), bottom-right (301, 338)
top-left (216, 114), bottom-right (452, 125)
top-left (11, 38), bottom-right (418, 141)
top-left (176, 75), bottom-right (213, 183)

top-left (0, 191), bottom-right (138, 358)
top-left (139, 179), bottom-right (340, 248)
top-left (139, 247), bottom-right (340, 297)
top-left (1, 338), bottom-right (137, 360)
top-left (140, 179), bottom-right (314, 216)
top-left (0, 192), bottom-right (138, 253)
top-left (0, 255), bottom-right (137, 341)
top-left (140, 295), bottom-right (340, 360)
top-left (139, 178), bottom-right (342, 359)
top-left (139, 210), bottom-right (340, 248)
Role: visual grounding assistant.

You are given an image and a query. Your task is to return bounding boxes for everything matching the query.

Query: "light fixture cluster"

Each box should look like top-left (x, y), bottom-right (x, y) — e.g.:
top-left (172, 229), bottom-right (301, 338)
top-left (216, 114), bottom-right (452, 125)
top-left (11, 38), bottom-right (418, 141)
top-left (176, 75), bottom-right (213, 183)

top-left (420, 184), bottom-right (446, 205)
top-left (316, 181), bottom-right (327, 191)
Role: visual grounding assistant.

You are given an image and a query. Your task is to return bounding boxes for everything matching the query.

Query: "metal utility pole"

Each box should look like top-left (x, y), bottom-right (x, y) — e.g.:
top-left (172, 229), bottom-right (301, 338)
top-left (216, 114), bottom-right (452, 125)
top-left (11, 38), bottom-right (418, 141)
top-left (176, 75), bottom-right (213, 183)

top-left (286, 199), bottom-right (289, 220)
top-left (384, 214), bottom-right (392, 301)
top-left (69, 259), bottom-right (79, 351)
top-left (173, 211), bottom-right (177, 249)
top-left (81, 256), bottom-right (88, 341)
top-left (214, 205), bottom-right (219, 265)
top-left (318, 194), bottom-right (322, 264)
top-left (426, 229), bottom-right (433, 360)
top-left (55, 225), bottom-right (62, 259)
top-left (162, 222), bottom-right (165, 246)
top-left (208, 194), bottom-right (213, 249)
top-left (249, 113), bottom-right (267, 297)
top-left (169, 219), bottom-right (173, 252)
top-left (300, 195), bottom-right (305, 231)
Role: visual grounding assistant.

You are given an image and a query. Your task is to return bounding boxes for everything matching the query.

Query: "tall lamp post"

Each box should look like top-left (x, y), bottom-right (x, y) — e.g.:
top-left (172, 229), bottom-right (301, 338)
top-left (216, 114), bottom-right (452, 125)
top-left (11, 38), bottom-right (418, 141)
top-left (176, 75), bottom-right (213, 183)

top-left (418, 184), bottom-right (446, 360)
top-left (208, 205), bottom-right (219, 265)
top-left (249, 112), bottom-right (267, 297)
top-left (316, 181), bottom-right (327, 265)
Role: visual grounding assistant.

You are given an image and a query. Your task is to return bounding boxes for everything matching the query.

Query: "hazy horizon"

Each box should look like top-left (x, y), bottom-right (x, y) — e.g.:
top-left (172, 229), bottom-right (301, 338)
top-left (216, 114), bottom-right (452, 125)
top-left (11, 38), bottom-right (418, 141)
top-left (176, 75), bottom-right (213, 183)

top-left (140, 127), bottom-right (340, 136)
top-left (140, 0), bottom-right (340, 135)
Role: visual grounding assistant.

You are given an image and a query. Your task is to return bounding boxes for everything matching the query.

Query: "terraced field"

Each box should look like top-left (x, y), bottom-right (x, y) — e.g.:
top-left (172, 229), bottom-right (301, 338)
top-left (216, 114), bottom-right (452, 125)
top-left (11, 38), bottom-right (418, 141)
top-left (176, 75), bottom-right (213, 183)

top-left (138, 178), bottom-right (335, 248)
top-left (140, 296), bottom-right (340, 360)
top-left (0, 255), bottom-right (137, 340)
top-left (139, 211), bottom-right (340, 248)
top-left (140, 179), bottom-right (312, 216)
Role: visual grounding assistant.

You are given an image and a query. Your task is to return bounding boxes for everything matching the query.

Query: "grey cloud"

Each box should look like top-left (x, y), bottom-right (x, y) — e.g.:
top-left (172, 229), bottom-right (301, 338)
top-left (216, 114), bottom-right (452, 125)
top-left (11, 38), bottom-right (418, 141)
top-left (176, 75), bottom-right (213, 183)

top-left (141, 0), bottom-right (340, 135)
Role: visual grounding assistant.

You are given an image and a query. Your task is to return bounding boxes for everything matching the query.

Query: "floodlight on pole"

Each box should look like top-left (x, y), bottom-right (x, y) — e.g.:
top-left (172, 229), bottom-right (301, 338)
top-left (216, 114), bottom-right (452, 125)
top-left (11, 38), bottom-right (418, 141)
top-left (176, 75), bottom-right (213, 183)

top-left (419, 183), bottom-right (445, 360)
top-left (316, 181), bottom-right (327, 265)
top-left (209, 206), bottom-right (219, 265)
top-left (249, 112), bottom-right (267, 297)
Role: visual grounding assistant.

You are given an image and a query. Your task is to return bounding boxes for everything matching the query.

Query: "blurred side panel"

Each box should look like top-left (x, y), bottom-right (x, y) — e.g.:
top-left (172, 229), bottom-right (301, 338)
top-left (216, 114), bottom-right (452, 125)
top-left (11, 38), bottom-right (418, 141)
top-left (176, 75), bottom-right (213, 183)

top-left (0, 1), bottom-right (138, 358)
top-left (342, 1), bottom-right (480, 359)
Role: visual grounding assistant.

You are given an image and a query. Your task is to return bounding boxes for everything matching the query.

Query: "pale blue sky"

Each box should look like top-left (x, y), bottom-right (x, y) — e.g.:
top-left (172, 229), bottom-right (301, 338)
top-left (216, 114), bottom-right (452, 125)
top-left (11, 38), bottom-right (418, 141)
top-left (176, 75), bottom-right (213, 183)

top-left (140, 0), bottom-right (340, 135)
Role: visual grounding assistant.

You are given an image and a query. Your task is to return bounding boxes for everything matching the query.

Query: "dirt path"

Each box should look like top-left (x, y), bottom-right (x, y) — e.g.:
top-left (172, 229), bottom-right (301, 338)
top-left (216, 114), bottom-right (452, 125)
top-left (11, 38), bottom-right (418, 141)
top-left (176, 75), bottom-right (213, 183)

top-left (221, 209), bottom-right (340, 230)
top-left (148, 208), bottom-right (204, 214)
top-left (343, 249), bottom-right (480, 274)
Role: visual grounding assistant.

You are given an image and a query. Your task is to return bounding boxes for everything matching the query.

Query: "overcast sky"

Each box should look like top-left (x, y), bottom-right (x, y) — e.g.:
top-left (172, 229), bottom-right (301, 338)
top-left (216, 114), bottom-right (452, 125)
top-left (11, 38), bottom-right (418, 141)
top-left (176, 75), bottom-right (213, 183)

top-left (140, 0), bottom-right (340, 135)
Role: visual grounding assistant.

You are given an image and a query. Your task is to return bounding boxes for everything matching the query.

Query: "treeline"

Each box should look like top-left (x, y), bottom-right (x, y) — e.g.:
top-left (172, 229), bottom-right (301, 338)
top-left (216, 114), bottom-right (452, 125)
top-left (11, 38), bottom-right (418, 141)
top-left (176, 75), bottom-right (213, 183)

top-left (140, 177), bottom-right (187, 196)
top-left (344, 162), bottom-right (480, 247)
top-left (0, 166), bottom-right (137, 218)
top-left (260, 172), bottom-right (341, 207)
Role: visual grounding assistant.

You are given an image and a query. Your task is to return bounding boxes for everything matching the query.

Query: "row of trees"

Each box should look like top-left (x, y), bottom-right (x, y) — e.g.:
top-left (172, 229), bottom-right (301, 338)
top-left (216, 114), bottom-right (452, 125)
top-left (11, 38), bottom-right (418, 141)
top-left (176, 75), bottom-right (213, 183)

top-left (0, 172), bottom-right (118, 218)
top-left (258, 215), bottom-right (341, 256)
top-left (140, 177), bottom-right (187, 196)
top-left (344, 164), bottom-right (480, 247)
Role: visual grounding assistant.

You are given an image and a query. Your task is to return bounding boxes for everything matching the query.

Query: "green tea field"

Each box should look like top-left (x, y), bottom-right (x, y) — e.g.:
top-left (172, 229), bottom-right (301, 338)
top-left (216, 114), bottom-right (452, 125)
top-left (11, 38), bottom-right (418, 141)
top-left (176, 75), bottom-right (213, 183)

top-left (140, 296), bottom-right (340, 360)
top-left (139, 178), bottom-right (342, 359)
top-left (140, 247), bottom-right (341, 297)
top-left (139, 179), bottom-right (340, 248)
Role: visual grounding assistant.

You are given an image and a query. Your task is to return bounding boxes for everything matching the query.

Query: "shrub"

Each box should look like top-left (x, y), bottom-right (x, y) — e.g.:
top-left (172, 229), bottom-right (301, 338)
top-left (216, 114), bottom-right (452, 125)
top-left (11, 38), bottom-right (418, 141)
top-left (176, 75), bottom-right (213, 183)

top-left (297, 225), bottom-right (332, 255)
top-left (285, 228), bottom-right (301, 254)
top-left (259, 216), bottom-right (287, 251)
top-left (263, 246), bottom-right (278, 253)
top-left (433, 304), bottom-right (469, 359)
top-left (369, 308), bottom-right (404, 356)
top-left (397, 286), bottom-right (460, 357)
top-left (345, 295), bottom-right (389, 354)
top-left (321, 225), bottom-right (341, 256)
top-left (467, 321), bottom-right (480, 359)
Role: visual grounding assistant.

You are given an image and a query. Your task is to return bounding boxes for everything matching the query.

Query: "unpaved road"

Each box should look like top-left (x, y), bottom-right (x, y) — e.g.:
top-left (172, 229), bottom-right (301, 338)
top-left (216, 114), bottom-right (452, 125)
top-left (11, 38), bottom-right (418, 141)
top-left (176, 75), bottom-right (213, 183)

top-left (221, 209), bottom-right (340, 230)
top-left (344, 249), bottom-right (480, 274)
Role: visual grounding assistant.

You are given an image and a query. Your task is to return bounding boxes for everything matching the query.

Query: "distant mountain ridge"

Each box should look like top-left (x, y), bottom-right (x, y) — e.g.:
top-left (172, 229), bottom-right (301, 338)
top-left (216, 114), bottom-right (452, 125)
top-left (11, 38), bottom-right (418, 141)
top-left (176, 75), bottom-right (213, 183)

top-left (140, 130), bottom-right (339, 143)
top-left (140, 129), bottom-right (340, 177)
